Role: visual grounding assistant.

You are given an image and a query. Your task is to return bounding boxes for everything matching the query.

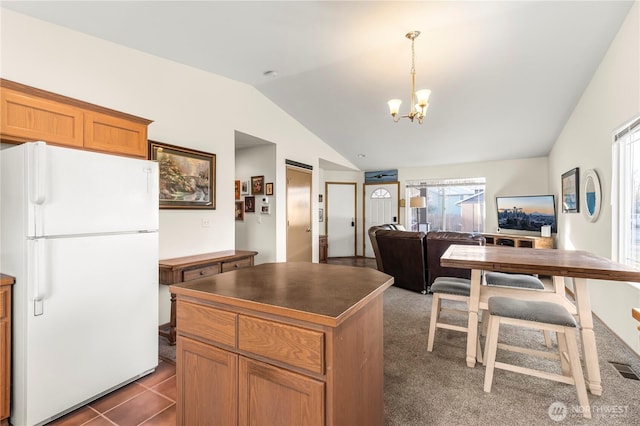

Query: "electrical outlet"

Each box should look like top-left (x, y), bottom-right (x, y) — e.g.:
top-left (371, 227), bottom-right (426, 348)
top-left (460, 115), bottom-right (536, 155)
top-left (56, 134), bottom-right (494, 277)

top-left (201, 218), bottom-right (211, 228)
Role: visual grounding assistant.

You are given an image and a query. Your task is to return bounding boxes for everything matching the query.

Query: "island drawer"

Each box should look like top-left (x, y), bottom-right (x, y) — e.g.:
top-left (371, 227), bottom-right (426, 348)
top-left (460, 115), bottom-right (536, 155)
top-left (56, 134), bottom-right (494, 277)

top-left (177, 301), bottom-right (236, 347)
top-left (183, 264), bottom-right (221, 281)
top-left (238, 315), bottom-right (324, 374)
top-left (221, 257), bottom-right (253, 272)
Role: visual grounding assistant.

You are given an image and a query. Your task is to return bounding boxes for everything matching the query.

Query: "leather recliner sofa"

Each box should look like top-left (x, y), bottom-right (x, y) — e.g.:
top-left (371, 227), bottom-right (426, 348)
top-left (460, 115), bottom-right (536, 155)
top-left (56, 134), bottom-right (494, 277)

top-left (369, 225), bottom-right (485, 293)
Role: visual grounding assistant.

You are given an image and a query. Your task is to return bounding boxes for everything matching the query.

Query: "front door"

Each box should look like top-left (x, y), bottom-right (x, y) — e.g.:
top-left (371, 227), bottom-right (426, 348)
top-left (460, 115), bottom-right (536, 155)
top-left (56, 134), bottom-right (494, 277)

top-left (286, 166), bottom-right (312, 261)
top-left (363, 182), bottom-right (399, 257)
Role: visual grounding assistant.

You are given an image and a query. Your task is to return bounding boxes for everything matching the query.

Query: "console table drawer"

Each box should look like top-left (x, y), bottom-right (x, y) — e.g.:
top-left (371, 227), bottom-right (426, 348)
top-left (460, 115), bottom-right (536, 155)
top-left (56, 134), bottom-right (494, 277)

top-left (0, 289), bottom-right (6, 319)
top-left (238, 315), bottom-right (324, 374)
top-left (183, 265), bottom-right (221, 281)
top-left (177, 301), bottom-right (237, 348)
top-left (221, 257), bottom-right (253, 272)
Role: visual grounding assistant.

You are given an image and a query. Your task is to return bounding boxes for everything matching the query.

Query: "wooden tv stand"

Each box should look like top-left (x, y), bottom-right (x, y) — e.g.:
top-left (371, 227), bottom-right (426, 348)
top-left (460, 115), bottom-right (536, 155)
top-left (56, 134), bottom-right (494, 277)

top-left (482, 233), bottom-right (554, 249)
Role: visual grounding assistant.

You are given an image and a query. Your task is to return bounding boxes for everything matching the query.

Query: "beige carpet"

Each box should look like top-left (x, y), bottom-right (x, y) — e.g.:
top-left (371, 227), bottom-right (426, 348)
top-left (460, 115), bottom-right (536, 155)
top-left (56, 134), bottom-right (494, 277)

top-left (159, 285), bottom-right (640, 425)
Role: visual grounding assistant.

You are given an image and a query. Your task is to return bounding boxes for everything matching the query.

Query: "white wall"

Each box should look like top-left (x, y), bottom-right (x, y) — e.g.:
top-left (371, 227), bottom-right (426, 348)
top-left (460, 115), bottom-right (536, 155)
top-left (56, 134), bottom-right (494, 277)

top-left (399, 157), bottom-right (550, 234)
top-left (235, 144), bottom-right (276, 265)
top-left (548, 1), bottom-right (640, 354)
top-left (1, 9), bottom-right (357, 324)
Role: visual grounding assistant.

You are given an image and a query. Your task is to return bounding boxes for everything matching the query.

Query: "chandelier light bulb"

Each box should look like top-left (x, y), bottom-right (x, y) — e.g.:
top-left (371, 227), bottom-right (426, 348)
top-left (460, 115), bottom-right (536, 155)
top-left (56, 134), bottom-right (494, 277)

top-left (388, 99), bottom-right (402, 117)
top-left (415, 89), bottom-right (431, 107)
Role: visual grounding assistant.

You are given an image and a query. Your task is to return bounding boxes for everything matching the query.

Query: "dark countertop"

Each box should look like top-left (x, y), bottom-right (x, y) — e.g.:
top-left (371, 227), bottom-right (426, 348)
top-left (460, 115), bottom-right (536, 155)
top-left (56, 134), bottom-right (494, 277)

top-left (170, 262), bottom-right (393, 327)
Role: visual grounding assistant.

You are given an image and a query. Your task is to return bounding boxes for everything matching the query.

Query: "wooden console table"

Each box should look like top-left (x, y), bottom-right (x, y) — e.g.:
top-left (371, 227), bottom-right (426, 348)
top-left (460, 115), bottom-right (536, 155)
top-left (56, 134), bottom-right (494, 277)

top-left (158, 250), bottom-right (257, 345)
top-left (171, 262), bottom-right (393, 425)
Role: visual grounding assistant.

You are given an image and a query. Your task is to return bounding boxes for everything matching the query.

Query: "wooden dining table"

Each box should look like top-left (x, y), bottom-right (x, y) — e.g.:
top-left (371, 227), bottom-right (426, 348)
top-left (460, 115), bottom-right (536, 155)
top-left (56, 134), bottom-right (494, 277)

top-left (441, 244), bottom-right (640, 396)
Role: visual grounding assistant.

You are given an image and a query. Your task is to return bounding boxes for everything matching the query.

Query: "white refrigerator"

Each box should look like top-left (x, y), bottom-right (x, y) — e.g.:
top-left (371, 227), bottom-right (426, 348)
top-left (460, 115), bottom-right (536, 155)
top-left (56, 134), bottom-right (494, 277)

top-left (0, 142), bottom-right (159, 426)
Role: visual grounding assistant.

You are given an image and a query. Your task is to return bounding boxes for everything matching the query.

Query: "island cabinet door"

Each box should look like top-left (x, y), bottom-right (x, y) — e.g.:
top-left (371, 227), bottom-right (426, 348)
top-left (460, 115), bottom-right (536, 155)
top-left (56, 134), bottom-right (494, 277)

top-left (238, 357), bottom-right (324, 426)
top-left (177, 337), bottom-right (237, 426)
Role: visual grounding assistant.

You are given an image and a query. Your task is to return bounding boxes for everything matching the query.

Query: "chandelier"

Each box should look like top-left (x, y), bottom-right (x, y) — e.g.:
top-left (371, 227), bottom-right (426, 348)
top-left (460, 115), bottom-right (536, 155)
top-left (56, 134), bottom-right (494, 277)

top-left (388, 31), bottom-right (431, 124)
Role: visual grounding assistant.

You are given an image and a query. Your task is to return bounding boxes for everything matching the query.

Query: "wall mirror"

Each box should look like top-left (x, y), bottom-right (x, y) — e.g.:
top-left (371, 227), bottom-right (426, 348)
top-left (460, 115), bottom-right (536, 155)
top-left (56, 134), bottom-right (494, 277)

top-left (583, 169), bottom-right (601, 222)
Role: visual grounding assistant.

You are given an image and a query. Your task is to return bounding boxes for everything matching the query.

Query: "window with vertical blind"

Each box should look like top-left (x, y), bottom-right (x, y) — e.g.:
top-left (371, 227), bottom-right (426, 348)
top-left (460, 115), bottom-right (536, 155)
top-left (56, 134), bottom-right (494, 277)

top-left (406, 178), bottom-right (486, 233)
top-left (612, 115), bottom-right (640, 267)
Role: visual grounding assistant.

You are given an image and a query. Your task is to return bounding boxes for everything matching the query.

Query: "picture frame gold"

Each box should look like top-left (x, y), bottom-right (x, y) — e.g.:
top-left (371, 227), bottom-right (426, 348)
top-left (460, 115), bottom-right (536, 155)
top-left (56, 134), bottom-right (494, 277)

top-left (149, 140), bottom-right (216, 209)
top-left (265, 182), bottom-right (273, 196)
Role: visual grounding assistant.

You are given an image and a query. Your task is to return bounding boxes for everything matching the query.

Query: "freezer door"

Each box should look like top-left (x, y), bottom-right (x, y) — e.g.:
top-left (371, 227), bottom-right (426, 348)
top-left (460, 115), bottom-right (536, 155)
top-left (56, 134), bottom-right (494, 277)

top-left (27, 142), bottom-right (158, 237)
top-left (12, 232), bottom-right (158, 426)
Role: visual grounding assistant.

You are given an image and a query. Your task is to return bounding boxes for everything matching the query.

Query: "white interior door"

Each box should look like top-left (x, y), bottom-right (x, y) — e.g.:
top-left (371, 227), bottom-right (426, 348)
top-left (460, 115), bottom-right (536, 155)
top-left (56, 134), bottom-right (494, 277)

top-left (326, 182), bottom-right (356, 257)
top-left (363, 182), bottom-right (399, 257)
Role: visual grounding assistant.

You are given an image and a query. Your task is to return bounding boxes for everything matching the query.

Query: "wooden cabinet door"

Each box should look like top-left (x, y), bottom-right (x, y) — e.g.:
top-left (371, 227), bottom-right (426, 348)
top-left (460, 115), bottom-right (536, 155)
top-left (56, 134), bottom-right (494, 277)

top-left (177, 337), bottom-right (237, 426)
top-left (0, 286), bottom-right (9, 421)
top-left (84, 110), bottom-right (148, 158)
top-left (239, 357), bottom-right (324, 426)
top-left (0, 87), bottom-right (83, 147)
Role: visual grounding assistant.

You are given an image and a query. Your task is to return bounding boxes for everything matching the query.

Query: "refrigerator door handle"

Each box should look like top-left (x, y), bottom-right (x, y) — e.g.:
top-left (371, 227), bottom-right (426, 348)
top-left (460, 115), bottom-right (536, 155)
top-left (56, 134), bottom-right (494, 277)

top-left (29, 239), bottom-right (46, 316)
top-left (28, 142), bottom-right (47, 205)
top-left (144, 167), bottom-right (153, 194)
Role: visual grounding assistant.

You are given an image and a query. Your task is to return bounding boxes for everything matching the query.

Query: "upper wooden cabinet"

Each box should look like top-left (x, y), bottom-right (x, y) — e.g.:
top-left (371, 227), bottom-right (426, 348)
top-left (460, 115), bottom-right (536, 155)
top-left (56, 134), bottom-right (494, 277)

top-left (0, 79), bottom-right (152, 158)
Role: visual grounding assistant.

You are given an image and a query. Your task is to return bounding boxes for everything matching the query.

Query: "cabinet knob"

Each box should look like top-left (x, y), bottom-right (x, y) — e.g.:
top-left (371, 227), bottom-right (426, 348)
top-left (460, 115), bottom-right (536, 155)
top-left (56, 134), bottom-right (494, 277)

top-left (200, 270), bottom-right (205, 275)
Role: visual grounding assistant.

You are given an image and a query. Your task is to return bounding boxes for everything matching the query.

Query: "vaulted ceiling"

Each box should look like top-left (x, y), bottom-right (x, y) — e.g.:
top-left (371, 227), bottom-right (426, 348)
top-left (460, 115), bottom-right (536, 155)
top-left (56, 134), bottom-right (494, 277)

top-left (2, 1), bottom-right (634, 171)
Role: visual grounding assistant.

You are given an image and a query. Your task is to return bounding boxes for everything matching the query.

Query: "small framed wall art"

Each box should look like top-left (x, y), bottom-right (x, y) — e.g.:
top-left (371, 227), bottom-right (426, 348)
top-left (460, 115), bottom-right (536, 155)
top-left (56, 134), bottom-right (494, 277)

top-left (241, 180), bottom-right (250, 195)
top-left (251, 175), bottom-right (265, 195)
top-left (561, 167), bottom-right (579, 213)
top-left (244, 196), bottom-right (256, 213)
top-left (235, 201), bottom-right (244, 220)
top-left (235, 180), bottom-right (241, 200)
top-left (265, 182), bottom-right (273, 196)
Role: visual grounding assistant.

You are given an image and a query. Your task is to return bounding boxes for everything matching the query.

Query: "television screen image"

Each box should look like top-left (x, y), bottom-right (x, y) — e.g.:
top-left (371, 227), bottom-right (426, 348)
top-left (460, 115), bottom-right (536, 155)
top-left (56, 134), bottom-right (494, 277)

top-left (496, 195), bottom-right (557, 234)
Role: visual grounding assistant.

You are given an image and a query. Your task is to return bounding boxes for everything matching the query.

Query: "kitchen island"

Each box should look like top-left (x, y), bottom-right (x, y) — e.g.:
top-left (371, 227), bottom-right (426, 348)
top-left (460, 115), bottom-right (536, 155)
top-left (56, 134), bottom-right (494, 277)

top-left (170, 262), bottom-right (393, 426)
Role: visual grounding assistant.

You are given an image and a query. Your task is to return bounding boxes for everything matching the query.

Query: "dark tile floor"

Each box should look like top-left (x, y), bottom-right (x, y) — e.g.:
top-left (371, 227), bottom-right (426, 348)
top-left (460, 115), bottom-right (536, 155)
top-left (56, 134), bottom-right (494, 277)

top-left (48, 359), bottom-right (176, 426)
top-left (46, 257), bottom-right (374, 425)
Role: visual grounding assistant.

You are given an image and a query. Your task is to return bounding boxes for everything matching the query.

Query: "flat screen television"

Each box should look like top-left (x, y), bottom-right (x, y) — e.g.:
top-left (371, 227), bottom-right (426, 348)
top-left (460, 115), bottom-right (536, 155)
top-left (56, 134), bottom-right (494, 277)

top-left (496, 195), bottom-right (557, 234)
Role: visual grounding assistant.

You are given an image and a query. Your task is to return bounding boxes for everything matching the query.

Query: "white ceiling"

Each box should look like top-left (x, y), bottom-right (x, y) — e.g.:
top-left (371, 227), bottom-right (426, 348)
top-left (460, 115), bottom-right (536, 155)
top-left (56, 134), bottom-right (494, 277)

top-left (3, 1), bottom-right (634, 171)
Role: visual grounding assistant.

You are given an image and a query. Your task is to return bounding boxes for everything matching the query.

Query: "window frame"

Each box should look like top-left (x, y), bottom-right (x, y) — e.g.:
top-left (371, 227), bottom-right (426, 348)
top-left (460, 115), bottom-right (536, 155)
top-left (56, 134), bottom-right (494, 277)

top-left (405, 178), bottom-right (486, 233)
top-left (612, 115), bottom-right (640, 267)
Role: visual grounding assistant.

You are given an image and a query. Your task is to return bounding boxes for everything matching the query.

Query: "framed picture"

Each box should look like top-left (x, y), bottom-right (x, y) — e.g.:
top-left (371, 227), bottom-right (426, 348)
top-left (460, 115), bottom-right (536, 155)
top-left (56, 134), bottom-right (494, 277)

top-left (261, 204), bottom-right (271, 214)
top-left (149, 140), bottom-right (216, 209)
top-left (251, 175), bottom-right (265, 195)
top-left (235, 201), bottom-right (244, 220)
top-left (265, 182), bottom-right (274, 196)
top-left (241, 180), bottom-right (250, 195)
top-left (235, 180), bottom-right (241, 200)
top-left (562, 167), bottom-right (580, 213)
top-left (319, 208), bottom-right (324, 222)
top-left (244, 196), bottom-right (256, 213)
